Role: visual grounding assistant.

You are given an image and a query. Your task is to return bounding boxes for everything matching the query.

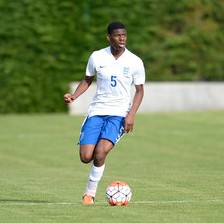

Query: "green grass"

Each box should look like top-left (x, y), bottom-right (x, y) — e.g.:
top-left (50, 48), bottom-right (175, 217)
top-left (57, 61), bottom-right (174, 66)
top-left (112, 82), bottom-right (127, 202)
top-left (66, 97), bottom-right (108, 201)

top-left (0, 112), bottom-right (223, 223)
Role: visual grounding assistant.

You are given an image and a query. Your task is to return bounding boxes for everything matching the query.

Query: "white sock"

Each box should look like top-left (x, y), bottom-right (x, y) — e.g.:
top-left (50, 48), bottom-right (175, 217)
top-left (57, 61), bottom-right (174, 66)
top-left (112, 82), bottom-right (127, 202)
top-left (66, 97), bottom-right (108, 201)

top-left (84, 164), bottom-right (105, 198)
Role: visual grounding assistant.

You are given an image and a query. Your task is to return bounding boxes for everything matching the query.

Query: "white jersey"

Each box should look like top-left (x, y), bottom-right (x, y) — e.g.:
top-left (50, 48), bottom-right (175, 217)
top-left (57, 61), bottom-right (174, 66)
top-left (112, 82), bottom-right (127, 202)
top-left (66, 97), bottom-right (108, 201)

top-left (86, 46), bottom-right (145, 117)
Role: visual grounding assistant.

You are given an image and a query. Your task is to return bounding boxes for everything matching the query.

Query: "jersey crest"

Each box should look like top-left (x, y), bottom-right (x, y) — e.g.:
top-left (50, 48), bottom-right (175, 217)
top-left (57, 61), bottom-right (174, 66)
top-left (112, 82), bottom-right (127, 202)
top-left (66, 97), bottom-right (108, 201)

top-left (123, 67), bottom-right (129, 75)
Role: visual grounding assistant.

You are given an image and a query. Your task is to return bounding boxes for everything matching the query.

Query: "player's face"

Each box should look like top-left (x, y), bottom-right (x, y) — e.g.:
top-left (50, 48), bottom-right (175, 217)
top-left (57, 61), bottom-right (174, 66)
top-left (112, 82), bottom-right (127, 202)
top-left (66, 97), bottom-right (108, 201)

top-left (107, 29), bottom-right (127, 51)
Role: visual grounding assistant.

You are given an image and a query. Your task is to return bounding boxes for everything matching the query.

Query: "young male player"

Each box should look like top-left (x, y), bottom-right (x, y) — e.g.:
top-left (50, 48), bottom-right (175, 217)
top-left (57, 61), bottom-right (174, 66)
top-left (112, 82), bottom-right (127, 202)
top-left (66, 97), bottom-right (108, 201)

top-left (64, 21), bottom-right (145, 205)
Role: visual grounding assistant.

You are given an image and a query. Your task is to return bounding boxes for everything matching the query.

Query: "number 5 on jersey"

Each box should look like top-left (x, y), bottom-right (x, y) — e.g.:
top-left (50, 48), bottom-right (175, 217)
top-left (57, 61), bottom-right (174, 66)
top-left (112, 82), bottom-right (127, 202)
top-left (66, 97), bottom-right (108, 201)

top-left (111, 76), bottom-right (117, 87)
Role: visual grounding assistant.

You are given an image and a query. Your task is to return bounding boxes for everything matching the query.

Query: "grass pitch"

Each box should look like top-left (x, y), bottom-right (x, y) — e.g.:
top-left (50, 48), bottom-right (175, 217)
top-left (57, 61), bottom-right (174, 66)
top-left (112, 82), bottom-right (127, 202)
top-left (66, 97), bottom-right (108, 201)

top-left (0, 112), bottom-right (223, 223)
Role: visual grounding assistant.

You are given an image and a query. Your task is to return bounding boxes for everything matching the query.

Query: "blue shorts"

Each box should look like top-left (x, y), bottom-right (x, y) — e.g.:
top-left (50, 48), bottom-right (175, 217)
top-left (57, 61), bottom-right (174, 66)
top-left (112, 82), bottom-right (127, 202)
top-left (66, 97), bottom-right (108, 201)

top-left (79, 115), bottom-right (125, 145)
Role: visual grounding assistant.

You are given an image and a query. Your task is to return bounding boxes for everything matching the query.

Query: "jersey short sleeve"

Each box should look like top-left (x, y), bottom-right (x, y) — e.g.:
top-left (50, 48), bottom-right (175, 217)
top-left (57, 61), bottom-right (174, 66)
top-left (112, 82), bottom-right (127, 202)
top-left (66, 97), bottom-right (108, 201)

top-left (127, 53), bottom-right (145, 85)
top-left (86, 52), bottom-right (96, 77)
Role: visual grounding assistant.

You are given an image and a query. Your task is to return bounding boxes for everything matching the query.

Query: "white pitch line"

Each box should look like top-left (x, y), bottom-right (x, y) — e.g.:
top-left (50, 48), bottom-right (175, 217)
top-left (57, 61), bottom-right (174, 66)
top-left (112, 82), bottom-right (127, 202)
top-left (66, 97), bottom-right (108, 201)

top-left (0, 200), bottom-right (223, 206)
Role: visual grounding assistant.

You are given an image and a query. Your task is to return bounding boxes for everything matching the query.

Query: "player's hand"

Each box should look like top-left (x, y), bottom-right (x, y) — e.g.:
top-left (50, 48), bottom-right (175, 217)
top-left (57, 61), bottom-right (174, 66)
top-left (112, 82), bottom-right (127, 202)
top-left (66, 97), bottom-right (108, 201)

top-left (64, 93), bottom-right (75, 104)
top-left (124, 114), bottom-right (134, 133)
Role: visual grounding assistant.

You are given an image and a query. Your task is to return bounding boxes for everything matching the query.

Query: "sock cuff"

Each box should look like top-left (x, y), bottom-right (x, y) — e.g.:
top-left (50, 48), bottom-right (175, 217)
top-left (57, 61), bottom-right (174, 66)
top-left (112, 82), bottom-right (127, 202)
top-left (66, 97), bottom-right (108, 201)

top-left (92, 164), bottom-right (105, 173)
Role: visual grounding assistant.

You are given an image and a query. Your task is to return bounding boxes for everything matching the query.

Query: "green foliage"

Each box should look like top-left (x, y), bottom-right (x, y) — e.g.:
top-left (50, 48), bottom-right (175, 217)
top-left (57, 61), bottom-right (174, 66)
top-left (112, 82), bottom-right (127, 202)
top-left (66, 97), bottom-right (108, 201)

top-left (0, 0), bottom-right (223, 113)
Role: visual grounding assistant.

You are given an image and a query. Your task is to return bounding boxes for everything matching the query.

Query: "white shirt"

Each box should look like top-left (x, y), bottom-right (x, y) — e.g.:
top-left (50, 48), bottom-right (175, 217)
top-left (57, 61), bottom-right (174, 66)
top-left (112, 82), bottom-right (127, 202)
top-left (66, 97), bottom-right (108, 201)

top-left (86, 46), bottom-right (145, 117)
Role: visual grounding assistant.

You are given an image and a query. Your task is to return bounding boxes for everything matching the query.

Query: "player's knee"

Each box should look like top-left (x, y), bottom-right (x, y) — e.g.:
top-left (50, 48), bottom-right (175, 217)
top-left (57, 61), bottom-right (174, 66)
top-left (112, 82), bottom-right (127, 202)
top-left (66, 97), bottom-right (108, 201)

top-left (80, 155), bottom-right (92, 164)
top-left (94, 152), bottom-right (106, 163)
top-left (79, 145), bottom-right (95, 164)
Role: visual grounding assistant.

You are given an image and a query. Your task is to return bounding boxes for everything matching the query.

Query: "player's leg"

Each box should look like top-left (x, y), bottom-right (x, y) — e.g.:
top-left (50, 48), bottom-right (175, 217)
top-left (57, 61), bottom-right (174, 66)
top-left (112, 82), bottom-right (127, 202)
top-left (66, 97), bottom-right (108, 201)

top-left (78, 116), bottom-right (104, 204)
top-left (93, 138), bottom-right (114, 167)
top-left (92, 115), bottom-right (125, 166)
top-left (82, 139), bottom-right (113, 204)
top-left (83, 116), bottom-right (125, 204)
top-left (79, 144), bottom-right (95, 163)
top-left (81, 116), bottom-right (125, 204)
top-left (79, 115), bottom-right (104, 163)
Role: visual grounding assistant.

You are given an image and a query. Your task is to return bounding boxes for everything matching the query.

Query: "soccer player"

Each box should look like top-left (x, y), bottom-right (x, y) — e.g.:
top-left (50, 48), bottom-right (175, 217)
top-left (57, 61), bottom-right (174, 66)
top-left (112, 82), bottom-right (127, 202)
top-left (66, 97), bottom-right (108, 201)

top-left (64, 21), bottom-right (145, 205)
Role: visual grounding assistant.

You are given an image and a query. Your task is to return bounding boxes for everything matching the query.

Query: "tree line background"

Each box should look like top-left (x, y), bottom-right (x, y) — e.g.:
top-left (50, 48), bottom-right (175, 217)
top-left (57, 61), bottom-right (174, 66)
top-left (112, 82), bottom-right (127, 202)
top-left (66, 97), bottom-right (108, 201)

top-left (0, 0), bottom-right (223, 113)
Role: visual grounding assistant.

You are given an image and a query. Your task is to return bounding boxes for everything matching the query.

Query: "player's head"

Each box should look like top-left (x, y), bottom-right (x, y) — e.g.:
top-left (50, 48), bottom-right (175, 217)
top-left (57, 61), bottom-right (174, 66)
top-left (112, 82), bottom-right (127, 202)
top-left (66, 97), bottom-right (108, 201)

top-left (107, 21), bottom-right (127, 50)
top-left (107, 21), bottom-right (126, 35)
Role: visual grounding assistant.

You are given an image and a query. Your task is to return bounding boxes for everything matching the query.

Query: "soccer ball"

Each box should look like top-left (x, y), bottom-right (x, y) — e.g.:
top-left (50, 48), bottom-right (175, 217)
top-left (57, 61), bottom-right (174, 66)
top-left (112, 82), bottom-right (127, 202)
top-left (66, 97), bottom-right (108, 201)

top-left (106, 181), bottom-right (132, 206)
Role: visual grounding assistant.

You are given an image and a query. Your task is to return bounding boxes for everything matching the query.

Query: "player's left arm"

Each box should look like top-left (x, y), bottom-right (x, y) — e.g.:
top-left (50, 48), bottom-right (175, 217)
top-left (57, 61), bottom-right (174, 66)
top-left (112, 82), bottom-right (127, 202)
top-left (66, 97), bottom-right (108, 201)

top-left (124, 84), bottom-right (144, 133)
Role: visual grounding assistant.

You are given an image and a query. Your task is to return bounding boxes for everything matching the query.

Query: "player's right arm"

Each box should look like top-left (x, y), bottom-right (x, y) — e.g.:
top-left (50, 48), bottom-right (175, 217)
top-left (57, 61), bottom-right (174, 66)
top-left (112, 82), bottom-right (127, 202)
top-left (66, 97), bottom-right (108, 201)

top-left (64, 75), bottom-right (94, 104)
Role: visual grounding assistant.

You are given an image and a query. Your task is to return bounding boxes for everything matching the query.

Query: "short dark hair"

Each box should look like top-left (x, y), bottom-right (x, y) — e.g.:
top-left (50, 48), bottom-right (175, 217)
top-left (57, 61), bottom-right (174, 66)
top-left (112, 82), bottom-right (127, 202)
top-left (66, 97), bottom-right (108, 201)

top-left (107, 21), bottom-right (126, 35)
